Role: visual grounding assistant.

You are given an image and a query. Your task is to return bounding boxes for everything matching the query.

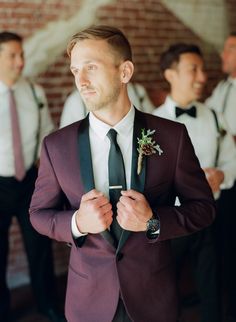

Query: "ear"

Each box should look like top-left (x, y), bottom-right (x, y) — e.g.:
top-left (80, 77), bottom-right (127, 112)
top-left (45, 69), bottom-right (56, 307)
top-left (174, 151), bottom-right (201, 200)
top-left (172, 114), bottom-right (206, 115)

top-left (164, 69), bottom-right (175, 84)
top-left (120, 61), bottom-right (134, 84)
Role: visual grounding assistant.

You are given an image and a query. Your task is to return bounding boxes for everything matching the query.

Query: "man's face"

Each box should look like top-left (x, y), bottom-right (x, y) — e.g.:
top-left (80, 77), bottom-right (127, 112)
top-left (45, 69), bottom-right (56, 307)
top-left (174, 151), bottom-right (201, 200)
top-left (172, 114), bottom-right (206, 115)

top-left (169, 53), bottom-right (207, 104)
top-left (70, 39), bottom-right (123, 112)
top-left (221, 36), bottom-right (236, 77)
top-left (0, 40), bottom-right (24, 85)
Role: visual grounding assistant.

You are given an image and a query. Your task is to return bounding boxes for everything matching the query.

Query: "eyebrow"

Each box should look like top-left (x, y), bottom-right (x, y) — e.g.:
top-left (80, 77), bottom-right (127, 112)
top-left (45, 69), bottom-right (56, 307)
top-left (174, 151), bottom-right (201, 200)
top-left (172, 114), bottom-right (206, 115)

top-left (71, 59), bottom-right (103, 69)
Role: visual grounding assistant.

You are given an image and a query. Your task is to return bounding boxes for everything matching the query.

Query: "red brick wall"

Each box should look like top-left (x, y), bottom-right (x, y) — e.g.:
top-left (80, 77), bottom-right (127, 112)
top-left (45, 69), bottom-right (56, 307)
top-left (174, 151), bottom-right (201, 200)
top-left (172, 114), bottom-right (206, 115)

top-left (227, 0), bottom-right (236, 32)
top-left (1, 0), bottom-right (236, 288)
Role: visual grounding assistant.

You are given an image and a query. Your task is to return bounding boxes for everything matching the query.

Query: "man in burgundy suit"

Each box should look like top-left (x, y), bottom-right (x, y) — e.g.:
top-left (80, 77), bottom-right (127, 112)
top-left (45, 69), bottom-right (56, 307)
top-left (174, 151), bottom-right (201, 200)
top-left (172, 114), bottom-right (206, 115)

top-left (30, 25), bottom-right (216, 322)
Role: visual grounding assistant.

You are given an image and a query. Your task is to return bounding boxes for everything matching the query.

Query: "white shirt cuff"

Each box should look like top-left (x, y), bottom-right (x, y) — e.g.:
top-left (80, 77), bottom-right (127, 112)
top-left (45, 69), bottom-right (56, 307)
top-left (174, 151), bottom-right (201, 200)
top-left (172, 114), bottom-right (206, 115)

top-left (71, 211), bottom-right (88, 238)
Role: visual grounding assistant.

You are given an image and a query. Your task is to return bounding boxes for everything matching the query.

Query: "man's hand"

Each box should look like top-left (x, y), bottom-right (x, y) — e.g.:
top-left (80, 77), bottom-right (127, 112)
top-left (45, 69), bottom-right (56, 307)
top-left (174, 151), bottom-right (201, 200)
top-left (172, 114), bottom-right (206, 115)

top-left (203, 167), bottom-right (224, 193)
top-left (117, 189), bottom-right (153, 232)
top-left (76, 189), bottom-right (113, 234)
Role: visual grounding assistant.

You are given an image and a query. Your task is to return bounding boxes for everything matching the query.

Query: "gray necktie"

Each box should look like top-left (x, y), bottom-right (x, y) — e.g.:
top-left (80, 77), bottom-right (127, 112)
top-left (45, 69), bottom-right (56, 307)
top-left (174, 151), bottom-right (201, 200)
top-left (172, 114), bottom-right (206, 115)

top-left (9, 89), bottom-right (25, 181)
top-left (107, 129), bottom-right (127, 241)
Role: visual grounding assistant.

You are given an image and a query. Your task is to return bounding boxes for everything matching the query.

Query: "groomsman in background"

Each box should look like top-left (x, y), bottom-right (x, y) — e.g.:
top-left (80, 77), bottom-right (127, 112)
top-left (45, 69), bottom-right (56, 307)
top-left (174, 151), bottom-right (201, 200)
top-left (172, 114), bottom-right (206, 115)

top-left (206, 32), bottom-right (236, 142)
top-left (206, 32), bottom-right (236, 322)
top-left (153, 42), bottom-right (236, 322)
top-left (0, 31), bottom-right (65, 322)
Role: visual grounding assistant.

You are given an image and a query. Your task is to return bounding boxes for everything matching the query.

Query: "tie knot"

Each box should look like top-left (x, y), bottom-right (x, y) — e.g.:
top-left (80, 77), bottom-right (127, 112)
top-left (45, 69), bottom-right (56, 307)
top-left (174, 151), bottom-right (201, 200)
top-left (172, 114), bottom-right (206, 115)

top-left (107, 129), bottom-right (117, 143)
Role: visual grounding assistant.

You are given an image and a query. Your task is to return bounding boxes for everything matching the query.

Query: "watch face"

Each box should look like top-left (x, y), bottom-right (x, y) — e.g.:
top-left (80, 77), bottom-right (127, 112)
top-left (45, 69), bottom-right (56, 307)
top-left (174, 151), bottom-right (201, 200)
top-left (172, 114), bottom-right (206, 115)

top-left (146, 218), bottom-right (160, 239)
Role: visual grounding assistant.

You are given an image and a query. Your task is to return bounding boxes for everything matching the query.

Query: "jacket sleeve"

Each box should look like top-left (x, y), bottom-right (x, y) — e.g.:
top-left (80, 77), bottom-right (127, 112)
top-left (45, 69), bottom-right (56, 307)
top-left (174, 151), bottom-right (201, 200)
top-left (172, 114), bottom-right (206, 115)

top-left (156, 125), bottom-right (216, 241)
top-left (29, 137), bottom-right (77, 245)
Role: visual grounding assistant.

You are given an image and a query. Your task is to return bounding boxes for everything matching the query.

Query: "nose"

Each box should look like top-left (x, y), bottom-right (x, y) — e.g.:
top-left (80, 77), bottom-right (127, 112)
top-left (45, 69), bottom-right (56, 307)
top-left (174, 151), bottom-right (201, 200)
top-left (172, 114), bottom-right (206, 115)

top-left (198, 69), bottom-right (207, 83)
top-left (16, 54), bottom-right (24, 68)
top-left (221, 50), bottom-right (227, 62)
top-left (76, 69), bottom-right (90, 88)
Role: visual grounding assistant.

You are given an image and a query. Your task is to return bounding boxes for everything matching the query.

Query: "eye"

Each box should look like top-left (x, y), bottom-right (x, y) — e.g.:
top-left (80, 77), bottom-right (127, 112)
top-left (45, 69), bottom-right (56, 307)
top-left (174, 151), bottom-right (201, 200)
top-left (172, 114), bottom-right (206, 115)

top-left (87, 64), bottom-right (97, 71)
top-left (189, 66), bottom-right (197, 73)
top-left (71, 68), bottom-right (79, 76)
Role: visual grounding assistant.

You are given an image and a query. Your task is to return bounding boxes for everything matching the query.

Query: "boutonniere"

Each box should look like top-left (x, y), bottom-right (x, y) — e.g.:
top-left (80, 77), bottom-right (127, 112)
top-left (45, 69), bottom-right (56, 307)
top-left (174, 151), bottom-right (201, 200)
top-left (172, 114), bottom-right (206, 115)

top-left (137, 128), bottom-right (163, 175)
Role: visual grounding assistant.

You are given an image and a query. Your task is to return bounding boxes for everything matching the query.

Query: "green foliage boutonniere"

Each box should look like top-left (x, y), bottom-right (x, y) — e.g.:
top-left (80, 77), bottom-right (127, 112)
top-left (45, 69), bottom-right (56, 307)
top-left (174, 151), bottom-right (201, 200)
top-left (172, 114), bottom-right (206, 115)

top-left (137, 129), bottom-right (163, 175)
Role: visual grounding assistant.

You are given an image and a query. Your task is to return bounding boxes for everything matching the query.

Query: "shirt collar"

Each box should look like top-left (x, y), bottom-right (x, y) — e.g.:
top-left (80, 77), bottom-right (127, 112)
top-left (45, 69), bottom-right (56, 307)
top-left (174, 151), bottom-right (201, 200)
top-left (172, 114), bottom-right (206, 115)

top-left (89, 105), bottom-right (135, 140)
top-left (0, 81), bottom-right (9, 94)
top-left (228, 76), bottom-right (236, 86)
top-left (0, 78), bottom-right (23, 94)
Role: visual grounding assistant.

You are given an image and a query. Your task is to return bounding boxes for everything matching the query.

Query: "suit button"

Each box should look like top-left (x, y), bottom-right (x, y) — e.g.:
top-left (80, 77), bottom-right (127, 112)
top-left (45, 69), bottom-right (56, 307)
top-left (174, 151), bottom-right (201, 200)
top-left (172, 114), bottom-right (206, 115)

top-left (116, 253), bottom-right (123, 261)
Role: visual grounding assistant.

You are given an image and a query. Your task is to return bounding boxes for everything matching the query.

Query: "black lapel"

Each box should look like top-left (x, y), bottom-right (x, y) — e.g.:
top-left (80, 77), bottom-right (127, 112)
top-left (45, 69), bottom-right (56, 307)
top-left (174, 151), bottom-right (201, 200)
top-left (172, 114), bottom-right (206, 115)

top-left (116, 108), bottom-right (147, 254)
top-left (77, 115), bottom-right (95, 192)
top-left (77, 115), bottom-right (116, 248)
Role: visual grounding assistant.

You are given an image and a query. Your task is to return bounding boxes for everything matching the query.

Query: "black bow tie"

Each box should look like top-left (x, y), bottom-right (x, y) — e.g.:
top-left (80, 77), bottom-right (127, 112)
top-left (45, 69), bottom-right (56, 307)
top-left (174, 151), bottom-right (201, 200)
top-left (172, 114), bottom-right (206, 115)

top-left (175, 106), bottom-right (197, 118)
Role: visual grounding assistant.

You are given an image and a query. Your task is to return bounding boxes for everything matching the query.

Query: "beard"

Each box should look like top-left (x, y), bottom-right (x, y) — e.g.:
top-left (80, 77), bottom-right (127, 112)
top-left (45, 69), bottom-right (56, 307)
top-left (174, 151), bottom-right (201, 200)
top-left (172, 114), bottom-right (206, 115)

top-left (80, 79), bottom-right (121, 112)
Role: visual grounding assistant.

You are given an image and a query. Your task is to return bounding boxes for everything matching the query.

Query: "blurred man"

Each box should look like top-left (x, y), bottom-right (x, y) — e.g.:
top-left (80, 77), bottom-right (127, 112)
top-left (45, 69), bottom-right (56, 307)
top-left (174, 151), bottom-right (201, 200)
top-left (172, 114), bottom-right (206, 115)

top-left (153, 43), bottom-right (236, 322)
top-left (0, 32), bottom-right (65, 322)
top-left (206, 33), bottom-right (236, 322)
top-left (206, 32), bottom-right (236, 142)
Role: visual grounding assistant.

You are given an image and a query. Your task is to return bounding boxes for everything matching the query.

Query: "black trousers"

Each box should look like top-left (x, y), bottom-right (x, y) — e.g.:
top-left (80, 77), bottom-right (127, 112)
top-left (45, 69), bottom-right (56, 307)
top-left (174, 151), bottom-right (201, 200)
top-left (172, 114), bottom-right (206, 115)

top-left (171, 225), bottom-right (221, 322)
top-left (0, 166), bottom-right (57, 321)
top-left (218, 183), bottom-right (236, 318)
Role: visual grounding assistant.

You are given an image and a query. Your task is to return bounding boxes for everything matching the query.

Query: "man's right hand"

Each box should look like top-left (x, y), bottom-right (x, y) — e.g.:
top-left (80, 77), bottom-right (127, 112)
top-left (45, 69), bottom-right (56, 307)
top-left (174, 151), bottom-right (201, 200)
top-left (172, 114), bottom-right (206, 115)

top-left (203, 167), bottom-right (224, 193)
top-left (75, 189), bottom-right (113, 234)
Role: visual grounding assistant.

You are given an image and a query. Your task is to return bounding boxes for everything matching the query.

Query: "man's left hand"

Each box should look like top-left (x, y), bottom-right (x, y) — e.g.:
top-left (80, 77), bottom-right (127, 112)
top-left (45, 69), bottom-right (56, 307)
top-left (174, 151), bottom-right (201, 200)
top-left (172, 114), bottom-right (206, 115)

top-left (116, 189), bottom-right (153, 232)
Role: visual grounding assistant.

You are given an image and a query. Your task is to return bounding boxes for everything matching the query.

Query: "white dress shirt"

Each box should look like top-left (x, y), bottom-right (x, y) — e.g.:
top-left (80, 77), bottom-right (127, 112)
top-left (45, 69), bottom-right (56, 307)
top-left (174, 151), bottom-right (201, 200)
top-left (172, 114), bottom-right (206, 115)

top-left (60, 83), bottom-right (154, 128)
top-left (206, 77), bottom-right (236, 135)
top-left (0, 78), bottom-right (54, 177)
top-left (153, 96), bottom-right (236, 199)
top-left (72, 105), bottom-right (135, 237)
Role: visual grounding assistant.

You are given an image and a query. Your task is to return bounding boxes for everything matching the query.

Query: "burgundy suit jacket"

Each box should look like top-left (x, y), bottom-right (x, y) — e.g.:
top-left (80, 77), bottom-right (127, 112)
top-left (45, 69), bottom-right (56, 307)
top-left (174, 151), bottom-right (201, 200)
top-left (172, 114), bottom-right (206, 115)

top-left (30, 109), bottom-right (215, 322)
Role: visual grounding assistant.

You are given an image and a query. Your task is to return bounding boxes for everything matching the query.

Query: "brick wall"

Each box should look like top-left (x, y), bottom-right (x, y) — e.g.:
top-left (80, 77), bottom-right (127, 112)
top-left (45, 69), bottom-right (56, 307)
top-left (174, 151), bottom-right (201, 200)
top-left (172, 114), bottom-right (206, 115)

top-left (1, 0), bottom-right (236, 289)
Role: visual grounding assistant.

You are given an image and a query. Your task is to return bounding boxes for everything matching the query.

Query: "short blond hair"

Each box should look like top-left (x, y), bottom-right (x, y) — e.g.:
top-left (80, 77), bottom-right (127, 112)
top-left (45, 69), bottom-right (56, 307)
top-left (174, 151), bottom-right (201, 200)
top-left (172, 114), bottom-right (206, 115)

top-left (67, 25), bottom-right (132, 62)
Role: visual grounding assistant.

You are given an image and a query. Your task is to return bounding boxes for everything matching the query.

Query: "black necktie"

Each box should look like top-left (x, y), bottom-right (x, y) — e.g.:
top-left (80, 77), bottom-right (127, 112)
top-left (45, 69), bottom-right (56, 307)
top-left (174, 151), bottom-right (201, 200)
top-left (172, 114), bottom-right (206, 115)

top-left (175, 105), bottom-right (196, 118)
top-left (107, 129), bottom-right (127, 241)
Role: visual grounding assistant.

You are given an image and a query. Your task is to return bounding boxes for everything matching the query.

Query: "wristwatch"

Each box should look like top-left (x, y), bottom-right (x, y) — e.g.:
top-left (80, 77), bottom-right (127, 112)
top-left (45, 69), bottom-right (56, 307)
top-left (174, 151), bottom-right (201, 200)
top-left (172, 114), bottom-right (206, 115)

top-left (146, 216), bottom-right (160, 239)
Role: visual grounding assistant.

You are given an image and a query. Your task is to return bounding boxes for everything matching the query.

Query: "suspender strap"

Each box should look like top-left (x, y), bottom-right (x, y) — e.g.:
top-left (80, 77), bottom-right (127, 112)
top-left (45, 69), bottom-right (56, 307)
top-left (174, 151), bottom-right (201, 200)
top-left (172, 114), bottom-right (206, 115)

top-left (211, 109), bottom-right (221, 167)
top-left (29, 83), bottom-right (44, 163)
